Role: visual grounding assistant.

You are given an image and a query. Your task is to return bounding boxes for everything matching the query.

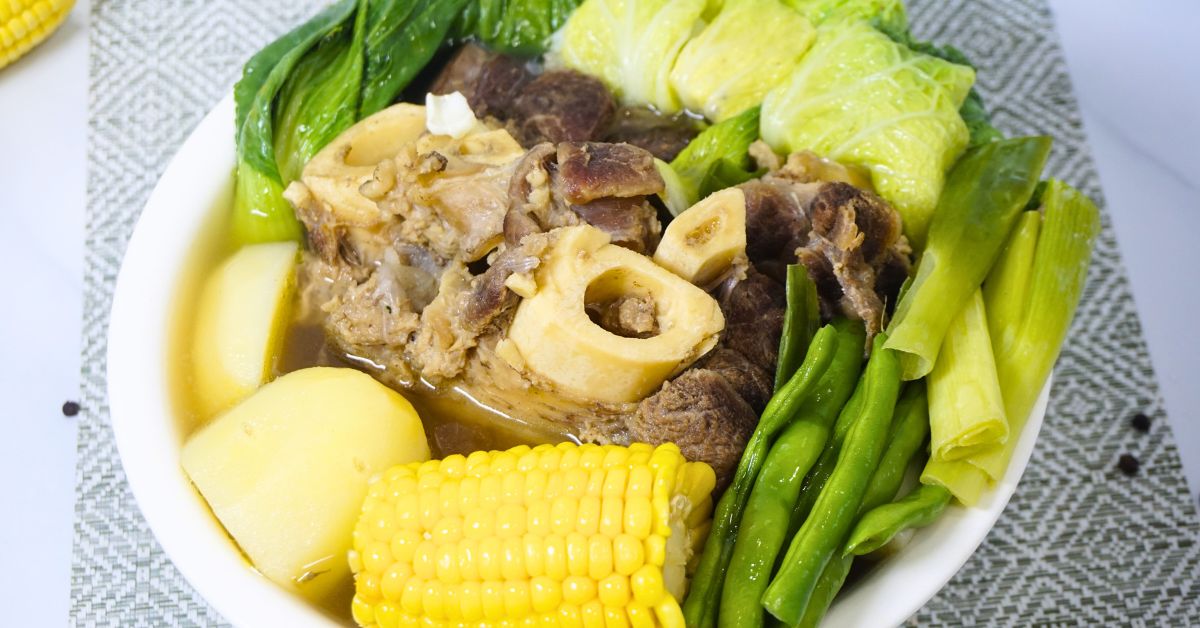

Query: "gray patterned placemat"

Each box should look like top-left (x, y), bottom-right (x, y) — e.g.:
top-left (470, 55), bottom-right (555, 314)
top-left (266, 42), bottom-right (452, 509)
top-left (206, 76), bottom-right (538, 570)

top-left (72, 0), bottom-right (1200, 625)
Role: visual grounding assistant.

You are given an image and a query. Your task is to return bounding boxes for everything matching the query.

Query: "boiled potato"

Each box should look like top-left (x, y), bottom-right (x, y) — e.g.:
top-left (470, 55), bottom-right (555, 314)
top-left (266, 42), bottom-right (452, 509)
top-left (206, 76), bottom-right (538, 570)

top-left (181, 367), bottom-right (431, 607)
top-left (192, 241), bottom-right (298, 419)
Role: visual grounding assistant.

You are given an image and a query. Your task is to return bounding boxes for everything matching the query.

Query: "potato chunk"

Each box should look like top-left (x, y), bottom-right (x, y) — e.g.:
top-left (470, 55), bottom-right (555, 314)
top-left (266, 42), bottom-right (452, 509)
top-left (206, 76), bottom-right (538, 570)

top-left (181, 367), bottom-right (431, 607)
top-left (192, 241), bottom-right (298, 419)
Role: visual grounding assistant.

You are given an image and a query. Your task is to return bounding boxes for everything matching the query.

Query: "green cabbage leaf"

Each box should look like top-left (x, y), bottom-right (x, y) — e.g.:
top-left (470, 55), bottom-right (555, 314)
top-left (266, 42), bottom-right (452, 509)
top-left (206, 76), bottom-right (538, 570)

top-left (669, 0), bottom-right (816, 122)
top-left (552, 0), bottom-right (707, 111)
top-left (760, 21), bottom-right (976, 246)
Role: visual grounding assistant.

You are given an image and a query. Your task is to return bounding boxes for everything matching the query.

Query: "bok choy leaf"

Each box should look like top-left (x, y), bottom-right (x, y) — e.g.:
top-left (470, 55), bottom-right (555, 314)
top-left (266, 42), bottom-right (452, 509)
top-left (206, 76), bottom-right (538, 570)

top-left (232, 0), bottom-right (357, 245)
top-left (658, 106), bottom-right (762, 215)
top-left (233, 0), bottom-right (464, 245)
top-left (454, 0), bottom-right (583, 56)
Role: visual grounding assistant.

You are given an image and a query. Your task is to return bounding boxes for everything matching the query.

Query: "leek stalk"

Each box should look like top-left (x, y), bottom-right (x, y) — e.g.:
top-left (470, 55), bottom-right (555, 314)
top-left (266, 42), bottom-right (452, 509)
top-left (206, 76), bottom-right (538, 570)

top-left (920, 180), bottom-right (1099, 503)
top-left (971, 179), bottom-right (1100, 478)
top-left (884, 136), bottom-right (1051, 380)
top-left (927, 289), bottom-right (1007, 462)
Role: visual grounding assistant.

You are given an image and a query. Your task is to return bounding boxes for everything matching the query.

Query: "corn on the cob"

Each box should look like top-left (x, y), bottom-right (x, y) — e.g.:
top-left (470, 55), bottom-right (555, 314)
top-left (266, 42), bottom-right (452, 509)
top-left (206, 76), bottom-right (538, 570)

top-left (1, 0), bottom-right (74, 70)
top-left (349, 442), bottom-right (716, 627)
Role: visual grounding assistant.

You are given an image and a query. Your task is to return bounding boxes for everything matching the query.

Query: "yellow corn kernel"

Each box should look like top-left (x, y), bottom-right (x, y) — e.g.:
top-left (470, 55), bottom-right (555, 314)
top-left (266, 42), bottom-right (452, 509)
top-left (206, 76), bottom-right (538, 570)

top-left (422, 580), bottom-right (446, 620)
top-left (457, 538), bottom-right (479, 582)
top-left (562, 575), bottom-right (598, 605)
top-left (612, 535), bottom-right (645, 576)
top-left (503, 580), bottom-right (532, 619)
top-left (566, 532), bottom-right (589, 577)
top-left (498, 503), bottom-right (528, 538)
top-left (375, 601), bottom-right (401, 628)
top-left (459, 581), bottom-right (483, 622)
top-left (623, 497), bottom-right (652, 538)
top-left (530, 575), bottom-right (562, 613)
top-left (598, 574), bottom-right (631, 607)
top-left (577, 495), bottom-right (602, 535)
top-left (434, 543), bottom-right (460, 585)
top-left (627, 602), bottom-right (655, 628)
top-left (381, 562), bottom-right (413, 602)
top-left (1, 0), bottom-right (75, 70)
top-left (605, 606), bottom-right (631, 628)
top-left (524, 535), bottom-right (546, 577)
top-left (581, 600), bottom-right (606, 628)
top-left (482, 580), bottom-right (506, 621)
top-left (587, 535), bottom-right (614, 581)
top-left (501, 536), bottom-right (527, 581)
top-left (600, 496), bottom-right (624, 538)
top-left (351, 443), bottom-right (714, 626)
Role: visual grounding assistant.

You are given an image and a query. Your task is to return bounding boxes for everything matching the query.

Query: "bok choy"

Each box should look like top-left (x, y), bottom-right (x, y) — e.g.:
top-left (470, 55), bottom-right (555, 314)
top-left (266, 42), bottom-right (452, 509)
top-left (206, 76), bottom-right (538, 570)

top-left (232, 0), bottom-right (465, 245)
top-left (232, 0), bottom-right (357, 245)
top-left (658, 106), bottom-right (763, 215)
top-left (453, 0), bottom-right (584, 56)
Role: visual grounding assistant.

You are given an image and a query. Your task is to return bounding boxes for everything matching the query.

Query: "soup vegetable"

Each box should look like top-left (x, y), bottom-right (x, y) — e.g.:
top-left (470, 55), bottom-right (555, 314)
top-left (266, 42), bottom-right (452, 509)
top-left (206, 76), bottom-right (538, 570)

top-left (177, 0), bottom-right (1100, 625)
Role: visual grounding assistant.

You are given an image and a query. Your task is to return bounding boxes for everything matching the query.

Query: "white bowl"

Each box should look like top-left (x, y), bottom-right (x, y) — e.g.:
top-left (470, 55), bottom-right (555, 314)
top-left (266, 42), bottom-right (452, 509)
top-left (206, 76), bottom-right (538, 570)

top-left (108, 93), bottom-right (1049, 628)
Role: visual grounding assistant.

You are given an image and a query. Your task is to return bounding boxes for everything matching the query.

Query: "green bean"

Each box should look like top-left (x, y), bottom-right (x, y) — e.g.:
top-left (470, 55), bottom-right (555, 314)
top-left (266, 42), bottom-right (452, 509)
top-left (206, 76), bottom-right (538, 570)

top-left (843, 483), bottom-right (952, 557)
top-left (787, 364), bottom-right (871, 535)
top-left (762, 335), bottom-right (901, 625)
top-left (775, 264), bottom-right (821, 391)
top-left (719, 420), bottom-right (826, 628)
top-left (683, 325), bottom-right (839, 628)
top-left (794, 381), bottom-right (931, 628)
top-left (717, 320), bottom-right (865, 627)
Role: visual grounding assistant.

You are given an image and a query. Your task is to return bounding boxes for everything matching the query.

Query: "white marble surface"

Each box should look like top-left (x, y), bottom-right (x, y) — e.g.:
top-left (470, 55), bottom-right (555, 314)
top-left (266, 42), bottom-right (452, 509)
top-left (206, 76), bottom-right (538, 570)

top-left (0, 0), bottom-right (1196, 623)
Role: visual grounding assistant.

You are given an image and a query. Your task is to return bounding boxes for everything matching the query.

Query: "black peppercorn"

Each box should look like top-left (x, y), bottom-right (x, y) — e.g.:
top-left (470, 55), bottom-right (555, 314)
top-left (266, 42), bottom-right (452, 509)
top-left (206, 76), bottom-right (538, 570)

top-left (1131, 412), bottom-right (1151, 433)
top-left (1117, 453), bottom-right (1140, 476)
top-left (62, 401), bottom-right (80, 417)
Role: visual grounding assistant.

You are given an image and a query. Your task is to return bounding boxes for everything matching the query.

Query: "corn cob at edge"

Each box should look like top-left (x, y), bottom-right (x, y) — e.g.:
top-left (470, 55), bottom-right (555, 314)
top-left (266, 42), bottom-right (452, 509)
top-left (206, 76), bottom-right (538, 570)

top-left (1, 0), bottom-right (74, 70)
top-left (349, 442), bottom-right (716, 628)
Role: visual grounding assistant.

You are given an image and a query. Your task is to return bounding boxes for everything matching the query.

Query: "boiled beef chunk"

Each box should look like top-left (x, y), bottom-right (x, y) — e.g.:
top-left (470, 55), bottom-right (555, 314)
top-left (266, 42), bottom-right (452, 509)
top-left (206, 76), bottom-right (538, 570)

top-left (554, 142), bottom-right (664, 204)
top-left (698, 348), bottom-right (773, 413)
top-left (630, 368), bottom-right (759, 488)
top-left (718, 268), bottom-right (787, 372)
top-left (508, 71), bottom-right (617, 145)
top-left (739, 179), bottom-right (814, 264)
top-left (429, 43), bottom-right (533, 118)
top-left (569, 196), bottom-right (660, 254)
top-left (603, 106), bottom-right (700, 161)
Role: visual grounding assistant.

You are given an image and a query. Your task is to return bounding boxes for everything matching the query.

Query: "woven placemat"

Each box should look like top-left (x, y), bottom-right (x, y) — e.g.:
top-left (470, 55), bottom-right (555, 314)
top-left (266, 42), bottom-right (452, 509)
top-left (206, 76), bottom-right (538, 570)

top-left (71, 0), bottom-right (1200, 625)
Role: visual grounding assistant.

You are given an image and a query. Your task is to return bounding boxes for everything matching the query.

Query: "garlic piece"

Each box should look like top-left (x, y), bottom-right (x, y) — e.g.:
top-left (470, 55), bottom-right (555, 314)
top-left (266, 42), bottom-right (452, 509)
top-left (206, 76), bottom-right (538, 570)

top-left (425, 92), bottom-right (478, 139)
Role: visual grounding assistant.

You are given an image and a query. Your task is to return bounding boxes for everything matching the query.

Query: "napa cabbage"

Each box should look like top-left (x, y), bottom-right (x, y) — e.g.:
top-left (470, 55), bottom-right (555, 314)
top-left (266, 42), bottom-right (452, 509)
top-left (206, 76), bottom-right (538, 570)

top-left (760, 21), bottom-right (975, 245)
top-left (551, 0), bottom-right (707, 111)
top-left (669, 0), bottom-right (816, 122)
top-left (785, 0), bottom-right (907, 31)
